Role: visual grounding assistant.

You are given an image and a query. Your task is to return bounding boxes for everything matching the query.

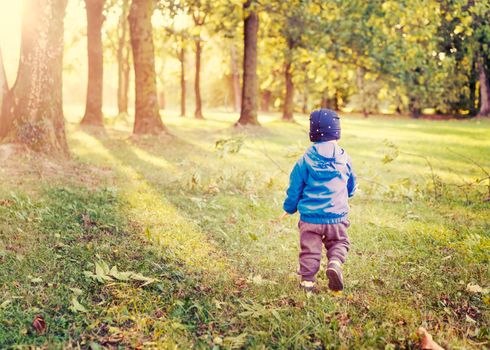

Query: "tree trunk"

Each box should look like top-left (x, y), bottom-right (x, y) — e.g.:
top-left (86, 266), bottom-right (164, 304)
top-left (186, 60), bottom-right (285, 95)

top-left (81, 0), bottom-right (104, 126)
top-left (282, 61), bottom-right (294, 121)
top-left (0, 0), bottom-right (69, 156)
top-left (477, 58), bottom-right (490, 117)
top-left (356, 66), bottom-right (368, 118)
top-left (321, 93), bottom-right (328, 109)
top-left (194, 39), bottom-right (204, 119)
top-left (302, 88), bottom-right (308, 114)
top-left (468, 58), bottom-right (477, 116)
top-left (409, 96), bottom-right (421, 118)
top-left (261, 90), bottom-right (271, 112)
top-left (0, 47), bottom-right (8, 115)
top-left (180, 38), bottom-right (186, 117)
top-left (158, 90), bottom-right (165, 110)
top-left (117, 0), bottom-right (130, 115)
top-left (236, 0), bottom-right (259, 126)
top-left (230, 44), bottom-right (241, 112)
top-left (128, 0), bottom-right (165, 134)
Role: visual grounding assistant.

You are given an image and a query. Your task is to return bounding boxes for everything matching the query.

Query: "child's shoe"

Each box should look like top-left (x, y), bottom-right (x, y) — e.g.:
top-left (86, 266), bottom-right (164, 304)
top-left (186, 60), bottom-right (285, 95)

top-left (326, 260), bottom-right (344, 291)
top-left (300, 280), bottom-right (316, 292)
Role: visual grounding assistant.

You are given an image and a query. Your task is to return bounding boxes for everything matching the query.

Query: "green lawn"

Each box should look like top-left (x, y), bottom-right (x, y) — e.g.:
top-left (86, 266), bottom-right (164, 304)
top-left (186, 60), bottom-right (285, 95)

top-left (0, 111), bottom-right (489, 349)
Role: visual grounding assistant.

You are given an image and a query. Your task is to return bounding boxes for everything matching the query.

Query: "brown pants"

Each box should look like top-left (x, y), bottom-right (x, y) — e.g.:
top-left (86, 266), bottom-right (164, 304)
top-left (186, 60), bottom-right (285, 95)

top-left (298, 220), bottom-right (350, 281)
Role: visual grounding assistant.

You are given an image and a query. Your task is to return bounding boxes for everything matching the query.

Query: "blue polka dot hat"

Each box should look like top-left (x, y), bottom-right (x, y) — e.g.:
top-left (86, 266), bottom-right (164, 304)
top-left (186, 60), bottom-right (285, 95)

top-left (309, 109), bottom-right (341, 142)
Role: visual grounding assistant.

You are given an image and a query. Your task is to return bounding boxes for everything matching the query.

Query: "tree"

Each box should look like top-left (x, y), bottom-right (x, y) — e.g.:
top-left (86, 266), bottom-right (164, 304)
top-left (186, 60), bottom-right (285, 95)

top-left (117, 0), bottom-right (131, 115)
top-left (264, 0), bottom-right (319, 121)
top-left (0, 0), bottom-right (69, 156)
top-left (230, 43), bottom-right (241, 112)
top-left (81, 0), bottom-right (105, 126)
top-left (0, 48), bottom-right (7, 114)
top-left (188, 0), bottom-right (212, 120)
top-left (478, 57), bottom-right (490, 116)
top-left (179, 32), bottom-right (187, 116)
top-left (470, 1), bottom-right (490, 117)
top-left (156, 3), bottom-right (189, 117)
top-left (128, 0), bottom-right (166, 134)
top-left (236, 0), bottom-right (259, 126)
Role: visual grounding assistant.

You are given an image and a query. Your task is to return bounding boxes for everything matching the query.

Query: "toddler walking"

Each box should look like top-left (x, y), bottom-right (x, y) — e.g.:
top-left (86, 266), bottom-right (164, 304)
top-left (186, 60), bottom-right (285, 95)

top-left (283, 109), bottom-right (357, 292)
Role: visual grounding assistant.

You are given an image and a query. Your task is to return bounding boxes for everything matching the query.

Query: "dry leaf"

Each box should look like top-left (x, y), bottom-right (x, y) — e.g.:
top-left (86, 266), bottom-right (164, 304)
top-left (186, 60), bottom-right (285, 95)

top-left (32, 315), bottom-right (46, 335)
top-left (418, 327), bottom-right (444, 350)
top-left (466, 283), bottom-right (489, 294)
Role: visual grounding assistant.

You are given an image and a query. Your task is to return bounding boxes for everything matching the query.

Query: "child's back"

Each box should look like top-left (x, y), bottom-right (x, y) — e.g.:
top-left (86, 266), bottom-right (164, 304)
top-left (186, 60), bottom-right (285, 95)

top-left (283, 141), bottom-right (356, 224)
top-left (283, 109), bottom-right (356, 292)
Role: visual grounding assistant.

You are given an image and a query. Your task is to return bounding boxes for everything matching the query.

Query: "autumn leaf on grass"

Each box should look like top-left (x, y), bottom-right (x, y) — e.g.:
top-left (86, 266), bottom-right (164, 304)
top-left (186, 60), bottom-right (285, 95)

top-left (70, 297), bottom-right (88, 313)
top-left (84, 259), bottom-right (157, 286)
top-left (247, 274), bottom-right (277, 286)
top-left (32, 315), bottom-right (46, 335)
top-left (223, 333), bottom-right (248, 349)
top-left (466, 283), bottom-right (489, 294)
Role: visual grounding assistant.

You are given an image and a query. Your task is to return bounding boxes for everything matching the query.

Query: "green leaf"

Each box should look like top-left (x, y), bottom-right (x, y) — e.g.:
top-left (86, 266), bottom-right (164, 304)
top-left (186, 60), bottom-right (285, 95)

top-left (70, 297), bottom-right (88, 313)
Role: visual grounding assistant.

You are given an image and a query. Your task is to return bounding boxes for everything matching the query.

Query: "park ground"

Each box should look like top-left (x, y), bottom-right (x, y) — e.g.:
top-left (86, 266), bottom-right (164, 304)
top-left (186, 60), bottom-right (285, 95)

top-left (0, 110), bottom-right (489, 349)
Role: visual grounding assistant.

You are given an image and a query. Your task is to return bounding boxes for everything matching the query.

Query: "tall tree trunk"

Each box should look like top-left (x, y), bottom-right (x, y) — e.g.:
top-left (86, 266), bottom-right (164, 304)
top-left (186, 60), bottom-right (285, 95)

top-left (320, 92), bottom-right (328, 109)
top-left (230, 43), bottom-right (241, 112)
top-left (117, 0), bottom-right (130, 115)
top-left (158, 90), bottom-right (165, 110)
top-left (261, 90), bottom-right (271, 112)
top-left (81, 0), bottom-right (105, 126)
top-left (408, 96), bottom-right (421, 118)
top-left (282, 61), bottom-right (294, 121)
top-left (128, 0), bottom-right (165, 134)
top-left (180, 37), bottom-right (186, 117)
top-left (0, 47), bottom-right (8, 115)
top-left (236, 0), bottom-right (259, 126)
top-left (302, 88), bottom-right (308, 114)
top-left (356, 66), bottom-right (368, 118)
top-left (477, 57), bottom-right (490, 117)
top-left (194, 39), bottom-right (203, 119)
top-left (0, 0), bottom-right (69, 156)
top-left (468, 58), bottom-right (477, 116)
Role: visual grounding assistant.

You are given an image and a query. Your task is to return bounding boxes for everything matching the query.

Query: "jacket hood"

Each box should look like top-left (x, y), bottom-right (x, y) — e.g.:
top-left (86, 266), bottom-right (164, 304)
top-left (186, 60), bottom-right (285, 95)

top-left (305, 141), bottom-right (346, 165)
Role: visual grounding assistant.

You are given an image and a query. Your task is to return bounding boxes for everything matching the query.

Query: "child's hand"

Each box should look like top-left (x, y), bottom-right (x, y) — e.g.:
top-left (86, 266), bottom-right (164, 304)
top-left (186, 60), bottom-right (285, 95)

top-left (270, 212), bottom-right (289, 225)
top-left (279, 212), bottom-right (289, 220)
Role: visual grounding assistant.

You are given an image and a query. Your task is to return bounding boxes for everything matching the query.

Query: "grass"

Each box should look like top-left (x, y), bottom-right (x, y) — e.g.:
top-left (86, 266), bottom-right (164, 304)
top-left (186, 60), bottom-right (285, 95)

top-left (0, 110), bottom-right (489, 349)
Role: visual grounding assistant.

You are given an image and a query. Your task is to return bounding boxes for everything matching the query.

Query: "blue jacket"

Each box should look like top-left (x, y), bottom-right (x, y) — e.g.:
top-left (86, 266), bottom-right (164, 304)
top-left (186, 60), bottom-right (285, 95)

top-left (283, 142), bottom-right (357, 224)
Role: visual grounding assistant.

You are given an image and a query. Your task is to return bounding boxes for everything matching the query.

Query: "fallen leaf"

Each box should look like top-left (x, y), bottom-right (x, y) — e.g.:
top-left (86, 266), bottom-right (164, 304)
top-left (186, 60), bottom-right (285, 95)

top-left (0, 299), bottom-right (11, 309)
top-left (466, 283), bottom-right (489, 294)
top-left (32, 315), bottom-right (46, 335)
top-left (418, 327), bottom-right (444, 350)
top-left (70, 297), bottom-right (88, 313)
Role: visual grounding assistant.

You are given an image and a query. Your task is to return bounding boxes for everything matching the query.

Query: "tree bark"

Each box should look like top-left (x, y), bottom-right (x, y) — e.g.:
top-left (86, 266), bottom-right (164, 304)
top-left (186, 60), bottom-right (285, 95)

top-left (409, 96), bottom-right (421, 118)
top-left (0, 47), bottom-right (8, 115)
top-left (0, 0), bottom-right (69, 156)
top-left (356, 66), bottom-right (368, 118)
top-left (117, 0), bottom-right (130, 115)
top-left (158, 90), bottom-right (165, 110)
top-left (282, 61), bottom-right (294, 121)
top-left (194, 39), bottom-right (204, 119)
top-left (81, 0), bottom-right (105, 126)
top-left (179, 36), bottom-right (186, 117)
top-left (321, 93), bottom-right (328, 109)
top-left (302, 88), bottom-right (308, 114)
top-left (128, 0), bottom-right (165, 134)
top-left (236, 0), bottom-right (259, 126)
top-left (261, 90), bottom-right (271, 112)
top-left (477, 58), bottom-right (490, 117)
top-left (230, 43), bottom-right (241, 112)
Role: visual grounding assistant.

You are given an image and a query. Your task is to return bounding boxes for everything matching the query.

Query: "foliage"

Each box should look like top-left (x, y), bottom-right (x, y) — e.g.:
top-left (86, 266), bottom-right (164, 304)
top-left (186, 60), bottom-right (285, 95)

top-left (1, 112), bottom-right (488, 348)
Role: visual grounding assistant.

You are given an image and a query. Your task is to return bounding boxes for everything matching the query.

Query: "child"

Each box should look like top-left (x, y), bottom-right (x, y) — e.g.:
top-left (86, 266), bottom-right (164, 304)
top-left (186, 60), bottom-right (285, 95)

top-left (283, 109), bottom-right (357, 292)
